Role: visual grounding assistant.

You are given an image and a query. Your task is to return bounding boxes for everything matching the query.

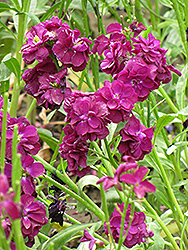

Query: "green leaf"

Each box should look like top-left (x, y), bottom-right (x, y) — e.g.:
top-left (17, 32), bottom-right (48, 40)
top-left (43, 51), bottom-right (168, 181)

top-left (0, 53), bottom-right (11, 80)
top-left (77, 175), bottom-right (100, 212)
top-left (40, 2), bottom-right (61, 22)
top-left (177, 106), bottom-right (188, 115)
top-left (176, 64), bottom-right (187, 110)
top-left (159, 0), bottom-right (172, 8)
top-left (0, 2), bottom-right (18, 13)
top-left (4, 57), bottom-right (20, 78)
top-left (153, 115), bottom-right (175, 143)
top-left (153, 190), bottom-right (171, 209)
top-left (41, 223), bottom-right (93, 250)
top-left (24, 12), bottom-right (40, 25)
top-left (0, 20), bottom-right (17, 39)
top-left (37, 128), bottom-right (58, 151)
top-left (148, 222), bottom-right (165, 250)
top-left (167, 141), bottom-right (188, 155)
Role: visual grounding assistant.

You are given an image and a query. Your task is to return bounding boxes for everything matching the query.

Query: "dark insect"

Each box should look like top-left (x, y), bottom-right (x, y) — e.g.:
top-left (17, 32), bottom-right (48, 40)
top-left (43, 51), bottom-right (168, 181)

top-left (186, 28), bottom-right (188, 42)
top-left (48, 197), bottom-right (66, 226)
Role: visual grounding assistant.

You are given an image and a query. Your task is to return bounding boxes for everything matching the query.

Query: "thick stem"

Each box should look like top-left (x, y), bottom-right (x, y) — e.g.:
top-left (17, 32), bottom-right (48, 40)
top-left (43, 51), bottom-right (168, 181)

top-left (143, 199), bottom-right (180, 250)
top-left (0, 92), bottom-right (8, 173)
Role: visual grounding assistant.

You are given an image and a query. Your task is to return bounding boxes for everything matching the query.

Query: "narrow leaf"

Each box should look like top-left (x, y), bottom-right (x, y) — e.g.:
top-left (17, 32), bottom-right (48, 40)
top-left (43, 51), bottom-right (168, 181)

top-left (4, 57), bottom-right (20, 78)
top-left (176, 64), bottom-right (187, 110)
top-left (77, 175), bottom-right (100, 213)
top-left (41, 223), bottom-right (93, 250)
top-left (37, 128), bottom-right (58, 151)
top-left (40, 2), bottom-right (61, 22)
top-left (154, 115), bottom-right (175, 142)
top-left (0, 2), bottom-right (18, 13)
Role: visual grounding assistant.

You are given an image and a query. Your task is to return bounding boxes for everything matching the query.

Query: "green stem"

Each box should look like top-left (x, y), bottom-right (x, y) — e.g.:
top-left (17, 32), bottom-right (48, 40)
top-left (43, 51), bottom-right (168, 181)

top-left (146, 0), bottom-right (156, 30)
top-left (50, 130), bottom-right (64, 164)
top-left (12, 219), bottom-right (26, 250)
top-left (0, 219), bottom-right (11, 250)
top-left (102, 0), bottom-right (121, 23)
top-left (0, 92), bottom-right (8, 173)
top-left (81, 0), bottom-right (89, 37)
top-left (135, 0), bottom-right (147, 26)
top-left (33, 154), bottom-right (78, 193)
top-left (117, 188), bottom-right (133, 250)
top-left (25, 97), bottom-right (37, 120)
top-left (103, 138), bottom-right (119, 169)
top-left (91, 141), bottom-right (114, 177)
top-left (158, 86), bottom-right (179, 114)
top-left (98, 168), bottom-right (116, 249)
top-left (121, 0), bottom-right (133, 24)
top-left (171, 0), bottom-right (188, 58)
top-left (152, 147), bottom-right (184, 224)
top-left (149, 93), bottom-right (183, 180)
top-left (10, 0), bottom-right (31, 117)
top-left (143, 199), bottom-right (180, 250)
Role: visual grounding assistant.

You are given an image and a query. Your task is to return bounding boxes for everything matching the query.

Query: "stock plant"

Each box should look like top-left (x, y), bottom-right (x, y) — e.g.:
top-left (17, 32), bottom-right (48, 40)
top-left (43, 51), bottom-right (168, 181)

top-left (0, 0), bottom-right (188, 250)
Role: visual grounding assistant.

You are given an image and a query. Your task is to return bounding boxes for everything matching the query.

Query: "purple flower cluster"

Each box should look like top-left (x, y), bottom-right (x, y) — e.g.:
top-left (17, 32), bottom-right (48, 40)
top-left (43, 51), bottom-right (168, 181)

top-left (118, 115), bottom-right (154, 161)
top-left (93, 22), bottom-right (181, 101)
top-left (21, 194), bottom-right (48, 247)
top-left (95, 79), bottom-right (137, 123)
top-left (0, 96), bottom-right (47, 247)
top-left (97, 156), bottom-right (155, 199)
top-left (59, 124), bottom-right (91, 177)
top-left (21, 17), bottom-right (92, 110)
top-left (60, 91), bottom-right (109, 176)
top-left (105, 203), bottom-right (154, 248)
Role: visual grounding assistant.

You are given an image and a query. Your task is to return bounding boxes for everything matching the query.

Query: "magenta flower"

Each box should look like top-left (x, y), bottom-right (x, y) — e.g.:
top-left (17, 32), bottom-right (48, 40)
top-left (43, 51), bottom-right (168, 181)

top-left (92, 35), bottom-right (110, 55)
top-left (104, 203), bottom-right (154, 248)
top-left (106, 23), bottom-right (123, 33)
top-left (41, 16), bottom-right (63, 40)
top-left (65, 93), bottom-right (109, 141)
top-left (21, 176), bottom-right (37, 197)
top-left (97, 159), bottom-right (138, 191)
top-left (120, 166), bottom-right (156, 198)
top-left (0, 174), bottom-right (22, 220)
top-left (100, 40), bottom-right (131, 77)
top-left (80, 229), bottom-right (104, 249)
top-left (53, 24), bottom-right (92, 71)
top-left (118, 115), bottom-right (153, 161)
top-left (129, 21), bottom-right (146, 38)
top-left (0, 96), bottom-right (3, 109)
top-left (21, 194), bottom-right (48, 247)
top-left (117, 56), bottom-right (158, 101)
top-left (95, 80), bottom-right (137, 123)
top-left (34, 68), bottom-right (71, 110)
top-left (22, 57), bottom-right (57, 96)
top-left (2, 218), bottom-right (16, 250)
top-left (21, 23), bottom-right (54, 65)
top-left (22, 155), bottom-right (45, 177)
top-left (5, 117), bottom-right (41, 161)
top-left (132, 33), bottom-right (181, 83)
top-left (59, 124), bottom-right (91, 177)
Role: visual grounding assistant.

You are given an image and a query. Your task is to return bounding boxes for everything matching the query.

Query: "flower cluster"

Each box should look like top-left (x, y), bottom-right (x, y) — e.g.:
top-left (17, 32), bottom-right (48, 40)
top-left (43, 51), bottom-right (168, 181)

top-left (21, 16), bottom-right (92, 110)
top-left (18, 17), bottom-right (182, 250)
top-left (93, 22), bottom-right (181, 101)
top-left (97, 156), bottom-right (155, 199)
top-left (118, 115), bottom-right (154, 161)
top-left (105, 203), bottom-right (154, 248)
top-left (0, 96), bottom-right (47, 248)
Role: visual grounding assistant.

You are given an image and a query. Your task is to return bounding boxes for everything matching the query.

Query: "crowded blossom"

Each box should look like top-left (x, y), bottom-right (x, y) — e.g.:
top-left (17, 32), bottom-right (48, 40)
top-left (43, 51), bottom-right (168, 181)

top-left (0, 4), bottom-right (186, 249)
